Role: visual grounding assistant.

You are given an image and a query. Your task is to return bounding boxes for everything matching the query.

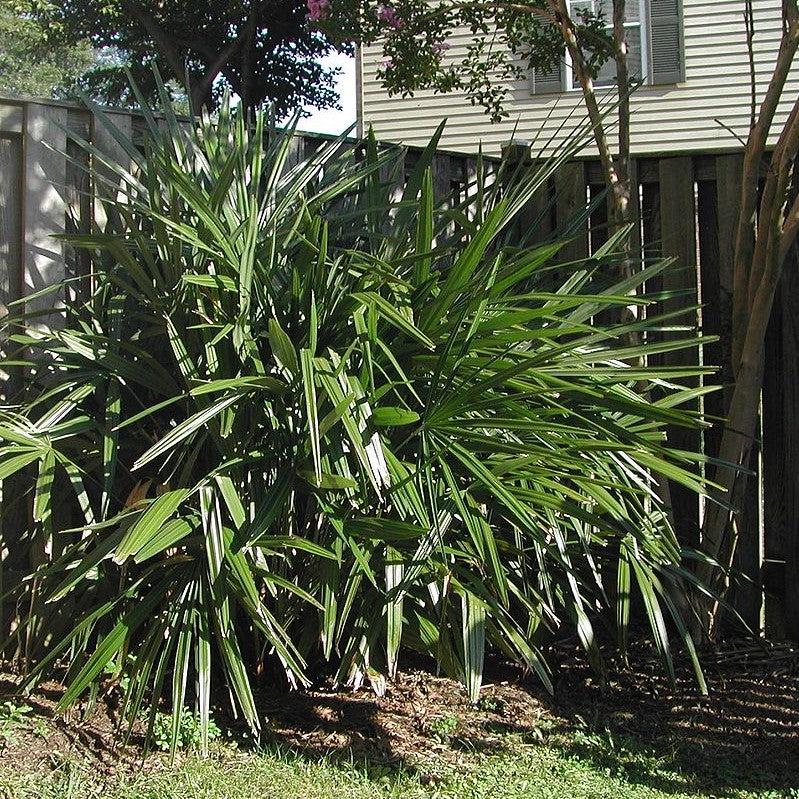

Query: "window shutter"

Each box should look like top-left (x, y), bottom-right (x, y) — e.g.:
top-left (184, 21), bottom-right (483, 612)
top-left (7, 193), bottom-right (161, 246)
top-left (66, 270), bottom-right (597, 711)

top-left (647, 0), bottom-right (684, 84)
top-left (530, 58), bottom-right (564, 95)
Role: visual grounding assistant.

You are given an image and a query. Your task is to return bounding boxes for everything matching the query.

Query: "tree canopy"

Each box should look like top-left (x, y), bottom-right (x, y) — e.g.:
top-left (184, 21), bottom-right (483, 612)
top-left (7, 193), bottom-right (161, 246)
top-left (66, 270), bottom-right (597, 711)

top-left (0, 0), bottom-right (96, 99)
top-left (30, 0), bottom-right (349, 114)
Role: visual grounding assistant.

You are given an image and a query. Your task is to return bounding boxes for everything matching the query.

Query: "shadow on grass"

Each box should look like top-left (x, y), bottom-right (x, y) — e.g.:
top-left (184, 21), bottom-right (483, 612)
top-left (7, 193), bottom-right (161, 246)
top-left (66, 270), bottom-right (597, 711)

top-left (544, 644), bottom-right (799, 796)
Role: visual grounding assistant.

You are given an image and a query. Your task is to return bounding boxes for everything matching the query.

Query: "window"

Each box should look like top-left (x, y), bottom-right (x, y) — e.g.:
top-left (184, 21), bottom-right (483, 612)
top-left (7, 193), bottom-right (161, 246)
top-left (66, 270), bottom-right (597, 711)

top-left (566, 0), bottom-right (646, 90)
top-left (530, 0), bottom-right (683, 95)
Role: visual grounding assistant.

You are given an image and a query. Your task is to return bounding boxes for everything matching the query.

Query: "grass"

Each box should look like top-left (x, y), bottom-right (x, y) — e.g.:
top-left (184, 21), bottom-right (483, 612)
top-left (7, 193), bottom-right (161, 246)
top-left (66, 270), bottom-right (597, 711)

top-left (0, 732), bottom-right (795, 799)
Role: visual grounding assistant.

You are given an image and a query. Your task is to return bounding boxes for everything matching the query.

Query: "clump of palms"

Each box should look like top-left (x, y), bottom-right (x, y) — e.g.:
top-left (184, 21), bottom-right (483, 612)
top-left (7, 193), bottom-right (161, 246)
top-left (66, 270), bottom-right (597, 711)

top-left (0, 86), bottom-right (712, 754)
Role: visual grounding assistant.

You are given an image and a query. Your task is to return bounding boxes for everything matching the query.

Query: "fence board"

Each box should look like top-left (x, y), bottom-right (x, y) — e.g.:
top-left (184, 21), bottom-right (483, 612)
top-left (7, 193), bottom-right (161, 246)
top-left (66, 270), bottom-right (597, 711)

top-left (628, 158), bottom-right (642, 261)
top-left (0, 133), bottom-right (22, 408)
top-left (65, 111), bottom-right (91, 299)
top-left (0, 135), bottom-right (21, 315)
top-left (716, 155), bottom-right (764, 632)
top-left (23, 103), bottom-right (67, 329)
top-left (0, 103), bottom-right (22, 134)
top-left (588, 181), bottom-right (608, 254)
top-left (432, 152), bottom-right (452, 205)
top-left (525, 174), bottom-right (554, 246)
top-left (658, 155), bottom-right (701, 546)
top-left (93, 111), bottom-right (133, 231)
top-left (781, 257), bottom-right (799, 639)
top-left (698, 156), bottom-right (763, 631)
top-left (554, 162), bottom-right (588, 261)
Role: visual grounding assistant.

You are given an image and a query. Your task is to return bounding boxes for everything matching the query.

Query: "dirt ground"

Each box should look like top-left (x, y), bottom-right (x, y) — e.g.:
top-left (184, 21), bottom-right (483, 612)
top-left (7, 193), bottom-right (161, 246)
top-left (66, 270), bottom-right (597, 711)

top-left (1, 638), bottom-right (798, 788)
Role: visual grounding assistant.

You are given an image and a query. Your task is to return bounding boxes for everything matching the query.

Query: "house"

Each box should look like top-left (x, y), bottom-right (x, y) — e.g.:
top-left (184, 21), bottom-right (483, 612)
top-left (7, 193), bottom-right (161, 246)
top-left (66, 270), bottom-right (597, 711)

top-left (356, 0), bottom-right (799, 157)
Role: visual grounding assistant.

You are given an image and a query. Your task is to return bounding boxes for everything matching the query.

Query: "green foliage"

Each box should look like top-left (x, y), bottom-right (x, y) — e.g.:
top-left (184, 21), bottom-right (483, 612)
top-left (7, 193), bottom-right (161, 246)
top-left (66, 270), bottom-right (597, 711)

top-left (30, 0), bottom-right (348, 113)
top-left (0, 701), bottom-right (33, 748)
top-left (428, 713), bottom-right (459, 742)
top-left (0, 87), bottom-right (712, 752)
top-left (151, 710), bottom-right (222, 752)
top-left (475, 695), bottom-right (505, 714)
top-left (315, 0), bottom-right (617, 122)
top-left (0, 0), bottom-right (95, 99)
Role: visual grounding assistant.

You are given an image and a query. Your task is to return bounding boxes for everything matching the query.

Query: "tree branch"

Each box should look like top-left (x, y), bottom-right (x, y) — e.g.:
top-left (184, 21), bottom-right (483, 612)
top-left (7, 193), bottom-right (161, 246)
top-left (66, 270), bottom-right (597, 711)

top-left (746, 94), bottom-right (799, 307)
top-left (780, 189), bottom-right (799, 262)
top-left (547, 0), bottom-right (626, 226)
top-left (120, 0), bottom-right (187, 86)
top-left (731, 2), bottom-right (799, 370)
top-left (612, 0), bottom-right (630, 202)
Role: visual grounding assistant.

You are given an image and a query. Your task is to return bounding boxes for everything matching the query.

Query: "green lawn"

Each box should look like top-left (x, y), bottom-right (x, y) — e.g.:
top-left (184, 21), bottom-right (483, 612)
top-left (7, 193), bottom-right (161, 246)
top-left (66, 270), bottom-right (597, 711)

top-left (0, 732), bottom-right (794, 799)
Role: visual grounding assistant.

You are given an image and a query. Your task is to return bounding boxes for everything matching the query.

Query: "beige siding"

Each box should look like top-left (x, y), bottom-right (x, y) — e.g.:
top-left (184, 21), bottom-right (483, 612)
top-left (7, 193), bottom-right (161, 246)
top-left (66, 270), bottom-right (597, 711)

top-left (359, 0), bottom-right (799, 156)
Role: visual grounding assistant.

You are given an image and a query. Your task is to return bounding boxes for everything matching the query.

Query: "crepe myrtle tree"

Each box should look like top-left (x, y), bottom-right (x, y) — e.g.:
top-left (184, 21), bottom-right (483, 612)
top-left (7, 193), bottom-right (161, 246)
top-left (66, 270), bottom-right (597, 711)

top-left (311, 0), bottom-right (636, 247)
top-left (313, 0), bottom-right (678, 567)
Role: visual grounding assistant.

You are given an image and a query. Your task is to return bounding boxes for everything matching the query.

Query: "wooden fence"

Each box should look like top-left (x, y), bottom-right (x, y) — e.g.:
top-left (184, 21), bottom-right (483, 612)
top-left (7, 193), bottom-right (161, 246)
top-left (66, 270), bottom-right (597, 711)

top-left (0, 96), bottom-right (796, 640)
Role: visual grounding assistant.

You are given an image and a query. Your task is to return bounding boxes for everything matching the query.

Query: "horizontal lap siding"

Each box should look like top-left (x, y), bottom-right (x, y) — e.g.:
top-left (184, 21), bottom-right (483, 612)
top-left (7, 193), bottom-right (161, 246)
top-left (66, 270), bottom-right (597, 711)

top-left (359, 0), bottom-right (798, 156)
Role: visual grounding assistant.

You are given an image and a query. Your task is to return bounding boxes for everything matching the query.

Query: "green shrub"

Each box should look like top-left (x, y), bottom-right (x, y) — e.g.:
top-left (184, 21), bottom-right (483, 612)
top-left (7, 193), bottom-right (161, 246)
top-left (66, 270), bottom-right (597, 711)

top-left (0, 85), bottom-right (711, 753)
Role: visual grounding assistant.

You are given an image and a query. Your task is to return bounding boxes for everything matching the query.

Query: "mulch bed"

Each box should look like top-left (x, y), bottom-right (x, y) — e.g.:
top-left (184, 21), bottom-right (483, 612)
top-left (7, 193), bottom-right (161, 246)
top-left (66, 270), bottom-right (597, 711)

top-left (1, 639), bottom-right (798, 787)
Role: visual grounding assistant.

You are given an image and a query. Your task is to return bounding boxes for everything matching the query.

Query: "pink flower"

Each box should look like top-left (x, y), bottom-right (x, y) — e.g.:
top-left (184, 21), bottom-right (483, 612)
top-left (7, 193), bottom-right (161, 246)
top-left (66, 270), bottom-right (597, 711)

top-left (377, 4), bottom-right (404, 29)
top-left (306, 0), bottom-right (330, 22)
top-left (380, 56), bottom-right (394, 69)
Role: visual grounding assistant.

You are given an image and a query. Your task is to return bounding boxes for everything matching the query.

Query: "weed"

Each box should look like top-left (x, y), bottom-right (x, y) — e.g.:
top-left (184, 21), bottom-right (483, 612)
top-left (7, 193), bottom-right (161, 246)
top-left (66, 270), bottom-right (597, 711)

top-left (428, 714), bottom-right (459, 743)
top-left (150, 710), bottom-right (221, 752)
top-left (0, 701), bottom-right (33, 748)
top-left (476, 695), bottom-right (506, 714)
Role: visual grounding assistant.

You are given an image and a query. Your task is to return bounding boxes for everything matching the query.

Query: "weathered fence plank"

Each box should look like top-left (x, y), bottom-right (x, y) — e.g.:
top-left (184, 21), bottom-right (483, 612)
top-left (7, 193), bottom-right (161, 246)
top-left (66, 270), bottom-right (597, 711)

top-left (65, 110), bottom-right (91, 299)
top-left (658, 155), bottom-right (701, 547)
top-left (23, 103), bottom-right (67, 329)
top-left (0, 134), bottom-right (22, 315)
top-left (554, 161), bottom-right (588, 261)
top-left (93, 110), bottom-right (134, 231)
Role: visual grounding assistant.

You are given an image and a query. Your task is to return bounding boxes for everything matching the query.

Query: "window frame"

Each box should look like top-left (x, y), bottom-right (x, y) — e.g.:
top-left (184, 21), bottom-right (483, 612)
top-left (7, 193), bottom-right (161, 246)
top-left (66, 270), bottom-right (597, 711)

top-left (563, 0), bottom-right (650, 92)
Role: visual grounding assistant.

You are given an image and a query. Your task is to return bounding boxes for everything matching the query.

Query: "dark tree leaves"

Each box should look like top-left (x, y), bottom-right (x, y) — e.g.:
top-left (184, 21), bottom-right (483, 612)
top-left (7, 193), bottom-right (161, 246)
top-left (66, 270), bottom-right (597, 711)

top-left (32, 0), bottom-right (350, 114)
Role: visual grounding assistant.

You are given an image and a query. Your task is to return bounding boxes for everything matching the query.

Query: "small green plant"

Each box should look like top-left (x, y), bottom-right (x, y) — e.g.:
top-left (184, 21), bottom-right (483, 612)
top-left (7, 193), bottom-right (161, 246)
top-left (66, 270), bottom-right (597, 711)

top-left (151, 710), bottom-right (221, 752)
top-left (476, 695), bottom-right (506, 714)
top-left (428, 714), bottom-right (459, 743)
top-left (0, 700), bottom-right (33, 748)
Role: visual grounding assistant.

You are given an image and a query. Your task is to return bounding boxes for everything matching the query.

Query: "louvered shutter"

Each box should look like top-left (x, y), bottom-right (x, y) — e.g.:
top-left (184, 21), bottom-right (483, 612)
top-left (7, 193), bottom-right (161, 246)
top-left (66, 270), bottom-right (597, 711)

top-left (647, 0), bottom-right (684, 84)
top-left (530, 58), bottom-right (564, 95)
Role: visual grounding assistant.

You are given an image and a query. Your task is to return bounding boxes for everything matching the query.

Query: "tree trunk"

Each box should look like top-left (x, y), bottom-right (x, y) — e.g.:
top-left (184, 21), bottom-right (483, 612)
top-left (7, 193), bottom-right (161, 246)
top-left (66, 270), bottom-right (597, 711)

top-left (549, 0), bottom-right (630, 231)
